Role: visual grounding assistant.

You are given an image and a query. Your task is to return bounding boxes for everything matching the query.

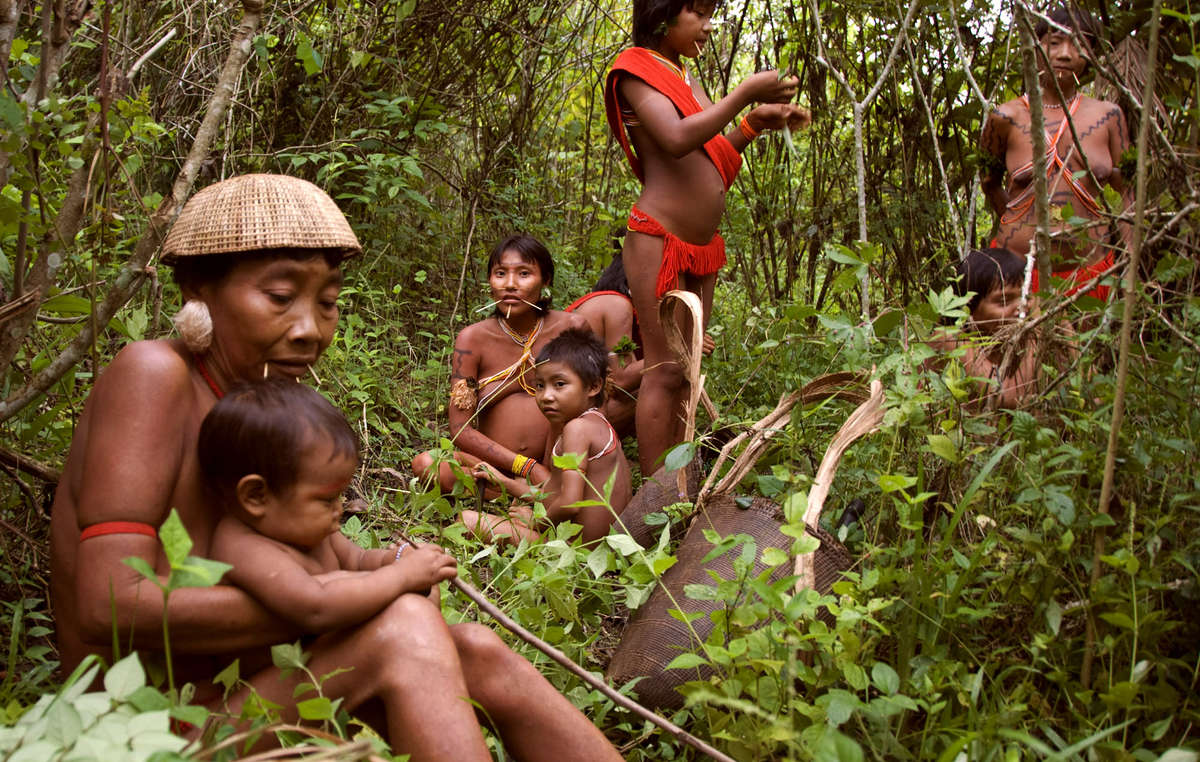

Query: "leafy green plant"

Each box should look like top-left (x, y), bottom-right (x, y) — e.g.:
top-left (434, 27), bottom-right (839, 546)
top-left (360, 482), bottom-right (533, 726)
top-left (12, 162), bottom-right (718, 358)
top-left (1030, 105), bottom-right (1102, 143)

top-left (121, 509), bottom-right (232, 703)
top-left (0, 653), bottom-right (188, 762)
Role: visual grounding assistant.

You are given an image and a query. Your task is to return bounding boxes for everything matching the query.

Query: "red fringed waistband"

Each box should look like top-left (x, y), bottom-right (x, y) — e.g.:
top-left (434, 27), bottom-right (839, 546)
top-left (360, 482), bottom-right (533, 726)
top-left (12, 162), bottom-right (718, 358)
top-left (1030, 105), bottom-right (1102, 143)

top-left (627, 205), bottom-right (726, 299)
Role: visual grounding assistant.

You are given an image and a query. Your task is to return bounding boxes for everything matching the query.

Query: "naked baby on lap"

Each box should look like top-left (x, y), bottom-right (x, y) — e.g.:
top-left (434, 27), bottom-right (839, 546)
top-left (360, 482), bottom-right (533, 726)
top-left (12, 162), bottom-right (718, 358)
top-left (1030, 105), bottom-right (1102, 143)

top-left (202, 378), bottom-right (458, 631)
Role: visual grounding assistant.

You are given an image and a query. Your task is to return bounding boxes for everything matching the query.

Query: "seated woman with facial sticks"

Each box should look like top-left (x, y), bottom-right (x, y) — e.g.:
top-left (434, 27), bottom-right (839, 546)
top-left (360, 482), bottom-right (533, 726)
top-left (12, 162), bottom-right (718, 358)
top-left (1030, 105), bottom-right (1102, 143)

top-left (462, 328), bottom-right (633, 545)
top-left (411, 234), bottom-right (590, 493)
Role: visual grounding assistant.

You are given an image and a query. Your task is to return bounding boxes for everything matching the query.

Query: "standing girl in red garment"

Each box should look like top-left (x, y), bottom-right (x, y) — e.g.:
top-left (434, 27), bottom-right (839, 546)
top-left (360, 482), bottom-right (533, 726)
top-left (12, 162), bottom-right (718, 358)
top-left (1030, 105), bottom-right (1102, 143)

top-left (605, 0), bottom-right (811, 473)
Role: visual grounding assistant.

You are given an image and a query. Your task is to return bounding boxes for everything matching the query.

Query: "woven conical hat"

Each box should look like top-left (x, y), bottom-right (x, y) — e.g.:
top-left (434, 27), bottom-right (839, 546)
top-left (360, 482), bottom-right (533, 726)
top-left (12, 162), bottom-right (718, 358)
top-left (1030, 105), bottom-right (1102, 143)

top-left (161, 174), bottom-right (361, 263)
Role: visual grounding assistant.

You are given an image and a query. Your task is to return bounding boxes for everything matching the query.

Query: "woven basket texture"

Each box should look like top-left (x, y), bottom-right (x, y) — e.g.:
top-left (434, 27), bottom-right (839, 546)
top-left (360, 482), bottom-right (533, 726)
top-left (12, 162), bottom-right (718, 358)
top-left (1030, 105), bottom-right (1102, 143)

top-left (162, 174), bottom-right (361, 262)
top-left (619, 461), bottom-right (701, 548)
top-left (606, 495), bottom-right (852, 710)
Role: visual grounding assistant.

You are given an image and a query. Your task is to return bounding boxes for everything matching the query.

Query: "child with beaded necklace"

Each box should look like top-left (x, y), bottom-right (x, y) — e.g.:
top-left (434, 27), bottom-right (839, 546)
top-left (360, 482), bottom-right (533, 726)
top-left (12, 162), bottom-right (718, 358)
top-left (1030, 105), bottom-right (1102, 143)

top-left (462, 328), bottom-right (633, 545)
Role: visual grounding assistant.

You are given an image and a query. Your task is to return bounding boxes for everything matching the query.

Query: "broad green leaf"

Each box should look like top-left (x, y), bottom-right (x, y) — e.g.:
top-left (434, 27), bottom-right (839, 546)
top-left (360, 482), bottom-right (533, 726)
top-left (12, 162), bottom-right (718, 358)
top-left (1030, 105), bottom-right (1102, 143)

top-left (664, 652), bottom-right (708, 670)
top-left (843, 662), bottom-right (869, 691)
top-left (158, 509), bottom-right (192, 568)
top-left (171, 556), bottom-right (233, 589)
top-left (0, 93), bottom-right (23, 131)
top-left (297, 697), bottom-right (334, 720)
top-left (663, 441), bottom-right (695, 472)
top-left (586, 545), bottom-right (611, 578)
top-left (169, 704), bottom-right (209, 727)
top-left (128, 685), bottom-right (171, 712)
top-left (871, 662), bottom-right (900, 695)
top-left (605, 533), bottom-right (640, 557)
top-left (927, 434), bottom-right (960, 463)
top-left (271, 642), bottom-right (309, 673)
top-left (1099, 611), bottom-right (1135, 630)
top-left (814, 726), bottom-right (864, 762)
top-left (213, 659), bottom-right (241, 692)
top-left (104, 652), bottom-right (145, 700)
top-left (1045, 599), bottom-right (1063, 635)
top-left (44, 698), bottom-right (82, 748)
top-left (877, 473), bottom-right (917, 492)
top-left (823, 689), bottom-right (858, 726)
top-left (296, 32), bottom-right (324, 75)
top-left (761, 547), bottom-right (789, 567)
top-left (122, 556), bottom-right (165, 591)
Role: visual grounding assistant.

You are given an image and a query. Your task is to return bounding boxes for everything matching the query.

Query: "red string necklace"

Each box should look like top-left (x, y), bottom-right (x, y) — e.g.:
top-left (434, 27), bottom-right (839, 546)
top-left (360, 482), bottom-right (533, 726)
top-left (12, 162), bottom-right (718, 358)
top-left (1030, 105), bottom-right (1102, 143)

top-left (193, 354), bottom-right (225, 399)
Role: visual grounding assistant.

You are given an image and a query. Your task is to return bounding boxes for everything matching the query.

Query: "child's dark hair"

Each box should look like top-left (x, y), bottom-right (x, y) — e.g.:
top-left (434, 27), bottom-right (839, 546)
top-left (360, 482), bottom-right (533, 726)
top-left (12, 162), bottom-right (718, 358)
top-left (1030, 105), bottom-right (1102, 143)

top-left (955, 248), bottom-right (1026, 314)
top-left (536, 328), bottom-right (609, 405)
top-left (487, 234), bottom-right (554, 313)
top-left (198, 378), bottom-right (358, 504)
top-left (592, 252), bottom-right (631, 298)
top-left (632, 0), bottom-right (720, 48)
top-left (1034, 5), bottom-right (1101, 48)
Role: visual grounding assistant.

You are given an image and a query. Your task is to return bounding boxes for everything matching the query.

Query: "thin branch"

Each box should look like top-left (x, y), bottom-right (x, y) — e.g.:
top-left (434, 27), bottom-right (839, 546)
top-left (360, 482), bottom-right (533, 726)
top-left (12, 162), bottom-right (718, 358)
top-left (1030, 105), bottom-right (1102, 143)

top-left (128, 27), bottom-right (177, 78)
top-left (0, 0), bottom-right (265, 423)
top-left (1149, 303), bottom-right (1200, 355)
top-left (400, 529), bottom-right (737, 762)
top-left (0, 443), bottom-right (60, 484)
top-left (1083, 0), bottom-right (1162, 690)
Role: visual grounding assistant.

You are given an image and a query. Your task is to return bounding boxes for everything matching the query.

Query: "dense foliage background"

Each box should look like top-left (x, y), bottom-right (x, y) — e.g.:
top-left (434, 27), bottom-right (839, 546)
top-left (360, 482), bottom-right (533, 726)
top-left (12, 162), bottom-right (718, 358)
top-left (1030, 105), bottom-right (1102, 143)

top-left (1, 0), bottom-right (1198, 759)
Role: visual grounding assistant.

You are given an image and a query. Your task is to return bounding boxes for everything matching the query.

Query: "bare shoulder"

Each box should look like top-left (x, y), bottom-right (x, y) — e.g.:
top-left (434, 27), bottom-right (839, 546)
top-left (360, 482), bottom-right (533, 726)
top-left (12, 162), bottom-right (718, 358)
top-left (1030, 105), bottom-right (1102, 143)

top-left (85, 339), bottom-right (194, 425)
top-left (544, 310), bottom-right (590, 336)
top-left (562, 414), bottom-right (606, 448)
top-left (455, 319), bottom-right (493, 350)
top-left (103, 339), bottom-right (191, 389)
top-left (988, 98), bottom-right (1025, 129)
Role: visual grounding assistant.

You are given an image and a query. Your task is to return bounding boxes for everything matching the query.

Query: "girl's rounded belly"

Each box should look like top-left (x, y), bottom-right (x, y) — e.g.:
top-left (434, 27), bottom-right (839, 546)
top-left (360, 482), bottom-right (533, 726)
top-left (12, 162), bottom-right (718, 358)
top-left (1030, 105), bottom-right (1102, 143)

top-left (478, 391), bottom-right (547, 456)
top-left (639, 155), bottom-right (727, 243)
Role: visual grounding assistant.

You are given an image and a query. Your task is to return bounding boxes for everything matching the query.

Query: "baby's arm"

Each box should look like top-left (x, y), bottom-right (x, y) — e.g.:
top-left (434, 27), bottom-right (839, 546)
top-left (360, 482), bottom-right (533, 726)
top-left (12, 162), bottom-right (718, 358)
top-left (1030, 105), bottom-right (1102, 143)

top-left (329, 532), bottom-right (403, 571)
top-left (212, 522), bottom-right (457, 633)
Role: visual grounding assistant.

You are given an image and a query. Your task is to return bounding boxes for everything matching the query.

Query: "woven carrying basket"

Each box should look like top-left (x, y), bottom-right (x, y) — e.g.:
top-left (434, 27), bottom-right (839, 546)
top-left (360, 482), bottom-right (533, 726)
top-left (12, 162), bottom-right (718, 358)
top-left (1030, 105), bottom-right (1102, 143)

top-left (606, 377), bottom-right (885, 710)
top-left (606, 496), bottom-right (852, 709)
top-left (618, 460), bottom-right (702, 549)
top-left (161, 174), bottom-right (361, 263)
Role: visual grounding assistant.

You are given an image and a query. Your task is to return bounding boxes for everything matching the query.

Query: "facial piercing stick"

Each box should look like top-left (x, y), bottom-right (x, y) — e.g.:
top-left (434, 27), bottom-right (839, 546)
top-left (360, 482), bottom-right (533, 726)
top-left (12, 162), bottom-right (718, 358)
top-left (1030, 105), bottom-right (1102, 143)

top-left (263, 363), bottom-right (269, 379)
top-left (520, 299), bottom-right (539, 309)
top-left (474, 300), bottom-right (500, 313)
top-left (505, 304), bottom-right (512, 319)
top-left (308, 364), bottom-right (322, 386)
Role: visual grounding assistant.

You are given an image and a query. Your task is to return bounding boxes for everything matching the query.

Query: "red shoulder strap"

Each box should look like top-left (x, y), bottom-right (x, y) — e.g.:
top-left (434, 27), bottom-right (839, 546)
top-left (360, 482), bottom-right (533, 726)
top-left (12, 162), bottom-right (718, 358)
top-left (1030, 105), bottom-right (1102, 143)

top-left (605, 48), bottom-right (742, 188)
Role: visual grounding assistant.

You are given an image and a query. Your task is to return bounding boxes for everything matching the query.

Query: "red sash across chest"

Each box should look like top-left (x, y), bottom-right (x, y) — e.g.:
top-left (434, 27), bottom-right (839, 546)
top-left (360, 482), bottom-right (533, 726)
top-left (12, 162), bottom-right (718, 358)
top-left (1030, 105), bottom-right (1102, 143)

top-left (604, 47), bottom-right (742, 190)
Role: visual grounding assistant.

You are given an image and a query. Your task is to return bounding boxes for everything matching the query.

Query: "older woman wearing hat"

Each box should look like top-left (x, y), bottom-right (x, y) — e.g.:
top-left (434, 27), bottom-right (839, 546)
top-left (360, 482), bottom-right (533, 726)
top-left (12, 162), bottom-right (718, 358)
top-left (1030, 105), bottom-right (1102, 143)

top-left (48, 175), bottom-right (621, 761)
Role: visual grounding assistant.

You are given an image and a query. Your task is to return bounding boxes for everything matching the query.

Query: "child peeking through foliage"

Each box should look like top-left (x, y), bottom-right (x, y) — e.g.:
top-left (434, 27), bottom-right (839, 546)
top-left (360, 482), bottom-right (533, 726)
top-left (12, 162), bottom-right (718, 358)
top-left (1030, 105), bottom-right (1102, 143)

top-left (202, 378), bottom-right (457, 633)
top-left (932, 247), bottom-right (1075, 409)
top-left (461, 328), bottom-right (633, 545)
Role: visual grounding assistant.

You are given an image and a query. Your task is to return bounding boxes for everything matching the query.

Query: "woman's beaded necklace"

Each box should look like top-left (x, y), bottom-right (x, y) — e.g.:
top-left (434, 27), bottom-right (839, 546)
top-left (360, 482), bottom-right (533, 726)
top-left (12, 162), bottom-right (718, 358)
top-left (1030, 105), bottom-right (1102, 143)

top-left (477, 317), bottom-right (543, 402)
top-left (647, 50), bottom-right (690, 86)
top-left (498, 316), bottom-right (542, 347)
top-left (193, 354), bottom-right (225, 399)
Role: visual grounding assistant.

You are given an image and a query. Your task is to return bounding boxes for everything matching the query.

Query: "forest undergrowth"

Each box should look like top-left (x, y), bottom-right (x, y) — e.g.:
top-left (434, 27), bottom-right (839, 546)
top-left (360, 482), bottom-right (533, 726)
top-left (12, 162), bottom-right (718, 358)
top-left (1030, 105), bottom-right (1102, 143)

top-left (2, 0), bottom-right (1199, 760)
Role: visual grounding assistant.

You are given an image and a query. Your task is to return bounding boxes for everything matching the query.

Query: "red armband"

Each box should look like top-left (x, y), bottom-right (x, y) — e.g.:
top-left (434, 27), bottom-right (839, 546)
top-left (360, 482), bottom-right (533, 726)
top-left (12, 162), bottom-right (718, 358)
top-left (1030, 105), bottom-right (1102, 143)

top-left (79, 521), bottom-right (158, 541)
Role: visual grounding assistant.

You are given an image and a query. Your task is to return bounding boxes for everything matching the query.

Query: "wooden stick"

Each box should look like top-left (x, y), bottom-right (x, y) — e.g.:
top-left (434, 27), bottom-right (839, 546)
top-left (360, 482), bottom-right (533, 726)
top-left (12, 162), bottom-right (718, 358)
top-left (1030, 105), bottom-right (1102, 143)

top-left (398, 532), bottom-right (737, 762)
top-left (0, 443), bottom-right (60, 483)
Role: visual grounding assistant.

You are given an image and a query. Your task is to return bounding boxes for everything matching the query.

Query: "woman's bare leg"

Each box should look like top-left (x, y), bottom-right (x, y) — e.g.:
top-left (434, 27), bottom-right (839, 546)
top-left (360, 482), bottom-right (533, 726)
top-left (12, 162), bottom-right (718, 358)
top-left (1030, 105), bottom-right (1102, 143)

top-left (624, 231), bottom-right (687, 474)
top-left (451, 623), bottom-right (623, 762)
top-left (228, 594), bottom-right (492, 762)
